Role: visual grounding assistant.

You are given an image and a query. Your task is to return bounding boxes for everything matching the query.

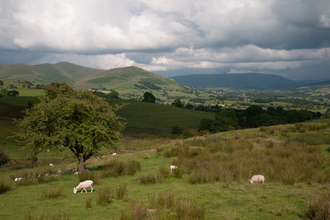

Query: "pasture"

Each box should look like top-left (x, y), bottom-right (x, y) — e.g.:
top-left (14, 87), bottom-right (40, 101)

top-left (1, 119), bottom-right (330, 219)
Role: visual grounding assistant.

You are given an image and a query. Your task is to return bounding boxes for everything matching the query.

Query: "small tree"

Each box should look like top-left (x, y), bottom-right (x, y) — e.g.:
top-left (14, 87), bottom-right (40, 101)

top-left (142, 92), bottom-right (155, 103)
top-left (0, 80), bottom-right (3, 86)
top-left (16, 82), bottom-right (126, 172)
top-left (172, 99), bottom-right (184, 108)
top-left (110, 90), bottom-right (119, 99)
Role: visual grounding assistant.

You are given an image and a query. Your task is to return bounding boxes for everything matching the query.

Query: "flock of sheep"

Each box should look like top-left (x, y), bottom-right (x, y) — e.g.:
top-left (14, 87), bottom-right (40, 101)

top-left (13, 162), bottom-right (265, 193)
top-left (72, 166), bottom-right (265, 194)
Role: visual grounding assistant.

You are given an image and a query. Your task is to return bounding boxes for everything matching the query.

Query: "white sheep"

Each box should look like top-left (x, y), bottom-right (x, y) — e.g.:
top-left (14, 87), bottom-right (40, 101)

top-left (170, 165), bottom-right (177, 173)
top-left (49, 163), bottom-right (54, 167)
top-left (14, 177), bottom-right (22, 182)
top-left (73, 180), bottom-right (94, 193)
top-left (249, 175), bottom-right (265, 184)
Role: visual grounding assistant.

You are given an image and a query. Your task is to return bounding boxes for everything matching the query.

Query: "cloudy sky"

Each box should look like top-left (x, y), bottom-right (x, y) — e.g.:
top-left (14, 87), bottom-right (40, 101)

top-left (1, 0), bottom-right (330, 81)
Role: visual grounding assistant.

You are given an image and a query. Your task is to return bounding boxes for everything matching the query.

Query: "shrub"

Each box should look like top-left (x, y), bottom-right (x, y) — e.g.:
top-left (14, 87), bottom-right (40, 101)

top-left (171, 125), bottom-right (183, 135)
top-left (183, 129), bottom-right (195, 139)
top-left (0, 180), bottom-right (13, 194)
top-left (95, 187), bottom-right (112, 206)
top-left (101, 160), bottom-right (141, 178)
top-left (0, 148), bottom-right (9, 166)
top-left (304, 191), bottom-right (330, 220)
top-left (149, 192), bottom-right (176, 210)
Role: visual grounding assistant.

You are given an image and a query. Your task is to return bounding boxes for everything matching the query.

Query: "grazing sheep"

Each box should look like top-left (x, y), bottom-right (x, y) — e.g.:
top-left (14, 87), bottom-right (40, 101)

top-left (49, 163), bottom-right (54, 167)
top-left (249, 175), bottom-right (265, 184)
top-left (112, 153), bottom-right (117, 155)
top-left (14, 177), bottom-right (23, 182)
top-left (170, 165), bottom-right (177, 173)
top-left (73, 180), bottom-right (94, 193)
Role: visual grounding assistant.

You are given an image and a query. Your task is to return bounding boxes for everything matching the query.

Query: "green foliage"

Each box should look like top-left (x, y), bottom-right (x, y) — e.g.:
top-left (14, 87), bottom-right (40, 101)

top-left (7, 90), bottom-right (19, 97)
top-left (171, 125), bottom-right (183, 135)
top-left (142, 91), bottom-right (155, 103)
top-left (0, 80), bottom-right (3, 85)
top-left (16, 82), bottom-right (125, 172)
top-left (110, 90), bottom-right (119, 99)
top-left (214, 110), bottom-right (238, 132)
top-left (183, 129), bottom-right (195, 139)
top-left (119, 200), bottom-right (147, 220)
top-left (24, 210), bottom-right (70, 220)
top-left (172, 98), bottom-right (184, 108)
top-left (158, 165), bottom-right (170, 178)
top-left (139, 174), bottom-right (162, 184)
top-left (0, 148), bottom-right (9, 166)
top-left (85, 197), bottom-right (92, 209)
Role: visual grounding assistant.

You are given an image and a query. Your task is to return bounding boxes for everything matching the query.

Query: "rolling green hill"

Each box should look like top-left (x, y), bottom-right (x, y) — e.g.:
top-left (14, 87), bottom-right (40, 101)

top-left (171, 73), bottom-right (305, 89)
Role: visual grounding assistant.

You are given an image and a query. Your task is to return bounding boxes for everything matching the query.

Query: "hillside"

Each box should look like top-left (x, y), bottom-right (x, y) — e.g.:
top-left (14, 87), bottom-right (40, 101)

top-left (300, 80), bottom-right (330, 89)
top-left (171, 73), bottom-right (305, 89)
top-left (0, 62), bottom-right (104, 85)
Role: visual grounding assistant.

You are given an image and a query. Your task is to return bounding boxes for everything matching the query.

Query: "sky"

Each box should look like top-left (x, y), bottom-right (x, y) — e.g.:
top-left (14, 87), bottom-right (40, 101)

top-left (1, 0), bottom-right (330, 81)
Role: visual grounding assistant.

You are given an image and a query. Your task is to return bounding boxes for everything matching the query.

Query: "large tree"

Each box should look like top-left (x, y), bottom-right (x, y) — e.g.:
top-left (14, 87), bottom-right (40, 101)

top-left (16, 82), bottom-right (125, 172)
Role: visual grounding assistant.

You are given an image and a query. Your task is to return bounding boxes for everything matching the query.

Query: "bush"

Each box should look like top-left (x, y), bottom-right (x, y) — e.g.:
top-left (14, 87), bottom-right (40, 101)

top-left (183, 129), bottom-right (195, 139)
top-left (0, 148), bottom-right (9, 166)
top-left (172, 125), bottom-right (183, 135)
top-left (304, 191), bottom-right (330, 220)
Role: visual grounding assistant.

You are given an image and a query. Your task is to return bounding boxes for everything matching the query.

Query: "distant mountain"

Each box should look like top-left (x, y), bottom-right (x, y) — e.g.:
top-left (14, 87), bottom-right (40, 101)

top-left (171, 73), bottom-right (305, 90)
top-left (300, 80), bottom-right (330, 89)
top-left (0, 62), bottom-right (104, 85)
top-left (0, 62), bottom-right (185, 92)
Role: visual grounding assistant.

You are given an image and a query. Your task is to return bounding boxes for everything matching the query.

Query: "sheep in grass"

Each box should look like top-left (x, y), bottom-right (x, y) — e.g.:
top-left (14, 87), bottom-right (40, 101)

top-left (49, 163), bottom-right (54, 167)
top-left (249, 175), bottom-right (265, 184)
top-left (170, 165), bottom-right (177, 173)
top-left (73, 180), bottom-right (94, 193)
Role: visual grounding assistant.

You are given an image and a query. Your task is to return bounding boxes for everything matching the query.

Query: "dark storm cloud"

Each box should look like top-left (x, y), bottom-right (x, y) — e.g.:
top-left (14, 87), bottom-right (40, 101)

top-left (0, 0), bottom-right (329, 80)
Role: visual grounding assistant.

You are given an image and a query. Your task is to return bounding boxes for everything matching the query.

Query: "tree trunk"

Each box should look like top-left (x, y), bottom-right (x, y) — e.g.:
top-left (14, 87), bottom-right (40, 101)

top-left (78, 155), bottom-right (86, 173)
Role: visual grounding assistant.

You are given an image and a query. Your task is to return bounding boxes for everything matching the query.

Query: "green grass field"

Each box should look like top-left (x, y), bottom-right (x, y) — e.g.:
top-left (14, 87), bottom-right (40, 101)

top-left (111, 100), bottom-right (215, 129)
top-left (2, 95), bottom-right (330, 219)
top-left (1, 122), bottom-right (330, 219)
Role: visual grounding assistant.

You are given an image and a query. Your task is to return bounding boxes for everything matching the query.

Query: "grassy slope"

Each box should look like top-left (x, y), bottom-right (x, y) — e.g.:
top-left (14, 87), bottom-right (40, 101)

top-left (112, 100), bottom-right (215, 129)
top-left (1, 122), bottom-right (330, 219)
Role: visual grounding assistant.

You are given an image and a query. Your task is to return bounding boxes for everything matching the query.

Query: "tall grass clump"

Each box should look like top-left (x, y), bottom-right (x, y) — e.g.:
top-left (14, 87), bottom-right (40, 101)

top-left (115, 183), bottom-right (128, 200)
top-left (85, 196), bottom-right (92, 209)
top-left (95, 187), bottom-right (113, 206)
top-left (304, 191), bottom-right (330, 220)
top-left (0, 179), bottom-right (13, 194)
top-left (41, 186), bottom-right (67, 199)
top-left (158, 165), bottom-right (170, 178)
top-left (172, 167), bottom-right (184, 179)
top-left (175, 197), bottom-right (206, 220)
top-left (78, 171), bottom-right (98, 184)
top-left (101, 160), bottom-right (141, 178)
top-left (24, 210), bottom-right (70, 220)
top-left (149, 192), bottom-right (176, 210)
top-left (286, 133), bottom-right (330, 145)
top-left (119, 200), bottom-right (147, 220)
top-left (139, 174), bottom-right (163, 184)
top-left (169, 137), bottom-right (330, 185)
